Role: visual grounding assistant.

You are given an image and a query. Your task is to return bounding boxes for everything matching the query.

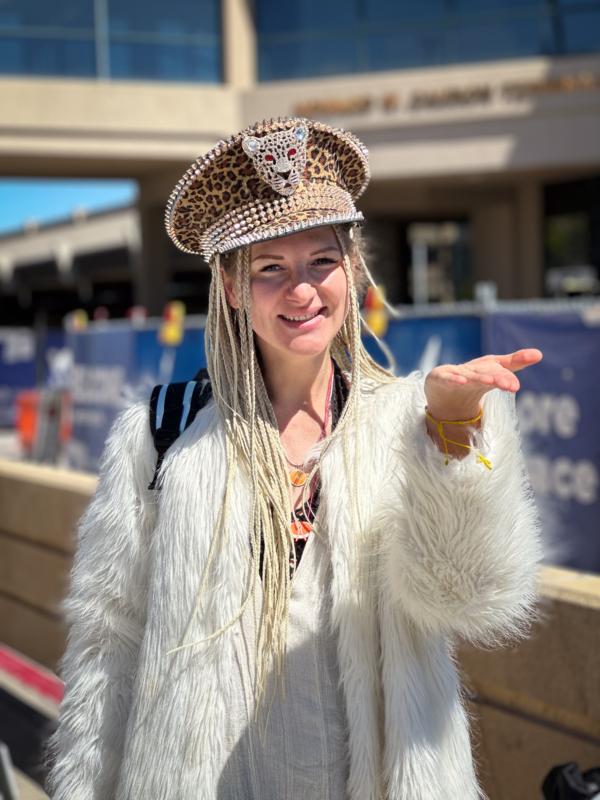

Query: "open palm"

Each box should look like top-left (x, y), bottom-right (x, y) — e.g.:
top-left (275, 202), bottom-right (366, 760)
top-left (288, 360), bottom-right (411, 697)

top-left (424, 348), bottom-right (544, 419)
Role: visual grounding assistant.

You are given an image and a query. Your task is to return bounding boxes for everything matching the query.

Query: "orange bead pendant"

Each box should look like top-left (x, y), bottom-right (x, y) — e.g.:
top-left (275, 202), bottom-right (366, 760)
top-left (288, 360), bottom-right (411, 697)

top-left (290, 520), bottom-right (313, 539)
top-left (289, 469), bottom-right (307, 487)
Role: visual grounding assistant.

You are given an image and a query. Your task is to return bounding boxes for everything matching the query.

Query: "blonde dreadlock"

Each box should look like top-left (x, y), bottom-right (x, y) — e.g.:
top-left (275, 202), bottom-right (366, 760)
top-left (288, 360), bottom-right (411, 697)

top-left (169, 224), bottom-right (395, 711)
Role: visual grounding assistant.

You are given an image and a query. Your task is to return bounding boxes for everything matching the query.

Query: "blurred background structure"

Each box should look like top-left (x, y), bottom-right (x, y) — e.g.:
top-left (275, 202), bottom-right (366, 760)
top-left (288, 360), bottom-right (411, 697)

top-left (0, 2), bottom-right (599, 798)
top-left (0, 0), bottom-right (599, 320)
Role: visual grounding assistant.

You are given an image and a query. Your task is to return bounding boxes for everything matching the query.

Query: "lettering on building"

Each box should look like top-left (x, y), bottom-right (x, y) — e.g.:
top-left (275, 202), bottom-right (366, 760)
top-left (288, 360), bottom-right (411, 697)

top-left (292, 71), bottom-right (600, 117)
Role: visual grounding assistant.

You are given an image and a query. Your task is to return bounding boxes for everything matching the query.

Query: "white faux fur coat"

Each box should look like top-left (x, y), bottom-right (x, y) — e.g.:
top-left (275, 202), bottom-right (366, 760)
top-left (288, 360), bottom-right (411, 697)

top-left (46, 371), bottom-right (543, 800)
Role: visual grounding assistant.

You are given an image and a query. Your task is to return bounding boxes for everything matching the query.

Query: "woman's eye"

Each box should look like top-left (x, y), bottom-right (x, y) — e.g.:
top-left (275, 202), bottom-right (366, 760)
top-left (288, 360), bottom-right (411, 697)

top-left (260, 263), bottom-right (282, 273)
top-left (312, 258), bottom-right (336, 267)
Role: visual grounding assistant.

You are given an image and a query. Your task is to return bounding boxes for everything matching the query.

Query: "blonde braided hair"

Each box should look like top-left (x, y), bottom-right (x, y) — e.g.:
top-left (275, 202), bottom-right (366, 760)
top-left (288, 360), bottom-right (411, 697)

top-left (171, 224), bottom-right (394, 711)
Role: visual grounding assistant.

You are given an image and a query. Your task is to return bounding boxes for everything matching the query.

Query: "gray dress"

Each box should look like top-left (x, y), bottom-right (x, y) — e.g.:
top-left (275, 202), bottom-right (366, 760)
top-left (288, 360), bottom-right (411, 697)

top-left (216, 527), bottom-right (350, 799)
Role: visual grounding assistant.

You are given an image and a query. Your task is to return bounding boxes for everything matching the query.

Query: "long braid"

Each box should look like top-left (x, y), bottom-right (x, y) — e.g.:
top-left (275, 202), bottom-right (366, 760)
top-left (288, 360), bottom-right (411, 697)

top-left (165, 224), bottom-right (395, 715)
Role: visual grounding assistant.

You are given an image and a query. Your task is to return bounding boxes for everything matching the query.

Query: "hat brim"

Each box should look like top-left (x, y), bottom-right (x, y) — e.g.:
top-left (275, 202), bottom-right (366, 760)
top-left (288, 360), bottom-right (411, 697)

top-left (172, 181), bottom-right (365, 260)
top-left (216, 210), bottom-right (364, 258)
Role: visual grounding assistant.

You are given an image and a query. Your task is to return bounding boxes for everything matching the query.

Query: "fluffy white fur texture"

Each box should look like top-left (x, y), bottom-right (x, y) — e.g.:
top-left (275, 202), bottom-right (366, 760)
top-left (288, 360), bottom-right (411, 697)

top-left (45, 372), bottom-right (543, 800)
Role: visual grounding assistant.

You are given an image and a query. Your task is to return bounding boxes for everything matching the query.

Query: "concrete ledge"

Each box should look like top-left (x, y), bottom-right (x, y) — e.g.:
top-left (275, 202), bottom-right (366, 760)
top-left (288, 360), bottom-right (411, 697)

top-left (0, 460), bottom-right (95, 552)
top-left (459, 567), bottom-right (600, 799)
top-left (0, 458), bottom-right (598, 799)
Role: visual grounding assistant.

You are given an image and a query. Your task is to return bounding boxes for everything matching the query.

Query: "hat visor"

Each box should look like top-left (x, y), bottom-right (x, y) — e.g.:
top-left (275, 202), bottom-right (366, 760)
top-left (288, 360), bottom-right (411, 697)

top-left (217, 210), bottom-right (364, 257)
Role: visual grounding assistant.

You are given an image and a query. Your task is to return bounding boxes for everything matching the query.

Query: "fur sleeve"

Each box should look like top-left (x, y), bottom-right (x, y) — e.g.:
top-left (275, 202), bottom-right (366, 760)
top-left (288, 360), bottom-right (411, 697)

top-left (377, 372), bottom-right (544, 646)
top-left (45, 402), bottom-right (156, 800)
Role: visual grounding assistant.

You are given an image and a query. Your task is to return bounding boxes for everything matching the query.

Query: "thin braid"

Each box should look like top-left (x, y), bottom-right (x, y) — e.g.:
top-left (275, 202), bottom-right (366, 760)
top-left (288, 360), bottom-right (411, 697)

top-left (164, 224), bottom-right (396, 716)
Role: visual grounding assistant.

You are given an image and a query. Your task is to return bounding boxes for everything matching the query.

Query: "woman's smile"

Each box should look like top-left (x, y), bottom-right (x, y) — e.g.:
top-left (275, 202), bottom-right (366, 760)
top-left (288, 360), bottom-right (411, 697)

top-left (278, 306), bottom-right (327, 328)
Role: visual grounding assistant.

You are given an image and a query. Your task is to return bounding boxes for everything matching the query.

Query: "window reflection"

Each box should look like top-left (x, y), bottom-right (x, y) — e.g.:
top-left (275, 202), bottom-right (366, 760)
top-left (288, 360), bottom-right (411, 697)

top-left (110, 41), bottom-right (220, 81)
top-left (107, 0), bottom-right (219, 37)
top-left (257, 0), bottom-right (600, 80)
top-left (0, 37), bottom-right (96, 76)
top-left (0, 0), bottom-right (221, 81)
top-left (0, 0), bottom-right (94, 30)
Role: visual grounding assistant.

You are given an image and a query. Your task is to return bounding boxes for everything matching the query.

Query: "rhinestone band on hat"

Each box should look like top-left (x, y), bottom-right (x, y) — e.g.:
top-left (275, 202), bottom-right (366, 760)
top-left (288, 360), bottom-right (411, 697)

top-left (199, 182), bottom-right (360, 261)
top-left (200, 182), bottom-right (354, 247)
top-left (204, 212), bottom-right (364, 263)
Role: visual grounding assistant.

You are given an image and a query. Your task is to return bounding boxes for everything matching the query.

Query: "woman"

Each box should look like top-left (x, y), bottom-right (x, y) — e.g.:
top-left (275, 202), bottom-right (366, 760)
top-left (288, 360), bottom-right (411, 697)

top-left (46, 118), bottom-right (543, 800)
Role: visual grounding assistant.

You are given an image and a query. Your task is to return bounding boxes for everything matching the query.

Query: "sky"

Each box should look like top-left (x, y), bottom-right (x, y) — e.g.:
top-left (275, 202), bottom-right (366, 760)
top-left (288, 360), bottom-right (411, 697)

top-left (0, 179), bottom-right (138, 235)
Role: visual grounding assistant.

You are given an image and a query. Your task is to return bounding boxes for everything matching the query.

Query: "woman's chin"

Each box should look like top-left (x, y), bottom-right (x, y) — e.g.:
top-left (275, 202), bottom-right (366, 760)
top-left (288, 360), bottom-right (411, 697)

top-left (276, 333), bottom-right (335, 359)
top-left (285, 340), bottom-right (330, 358)
top-left (255, 321), bottom-right (344, 363)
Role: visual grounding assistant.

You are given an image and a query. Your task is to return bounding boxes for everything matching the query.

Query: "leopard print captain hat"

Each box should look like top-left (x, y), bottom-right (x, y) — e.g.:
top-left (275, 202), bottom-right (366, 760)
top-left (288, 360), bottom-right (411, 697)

top-left (165, 117), bottom-right (370, 262)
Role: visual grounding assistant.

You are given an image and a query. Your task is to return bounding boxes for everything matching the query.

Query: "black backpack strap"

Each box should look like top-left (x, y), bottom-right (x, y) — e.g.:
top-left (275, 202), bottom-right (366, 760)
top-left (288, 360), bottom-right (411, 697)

top-left (148, 368), bottom-right (212, 490)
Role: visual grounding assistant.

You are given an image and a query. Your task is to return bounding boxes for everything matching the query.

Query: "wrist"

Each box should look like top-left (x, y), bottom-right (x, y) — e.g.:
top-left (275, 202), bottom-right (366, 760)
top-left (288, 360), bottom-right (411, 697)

top-left (425, 403), bottom-right (483, 423)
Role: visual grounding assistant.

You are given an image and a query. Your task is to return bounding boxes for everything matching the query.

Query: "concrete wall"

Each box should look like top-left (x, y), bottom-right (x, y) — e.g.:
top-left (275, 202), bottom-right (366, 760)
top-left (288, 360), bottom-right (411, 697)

top-left (0, 78), bottom-right (239, 177)
top-left (241, 54), bottom-right (600, 181)
top-left (0, 459), bottom-right (598, 798)
top-left (460, 566), bottom-right (600, 799)
top-left (0, 460), bottom-right (95, 667)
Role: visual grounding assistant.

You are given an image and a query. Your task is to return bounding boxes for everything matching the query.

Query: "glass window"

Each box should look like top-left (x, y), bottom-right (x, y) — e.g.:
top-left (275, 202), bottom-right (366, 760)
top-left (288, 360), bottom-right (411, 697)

top-left (258, 0), bottom-right (600, 79)
top-left (109, 41), bottom-right (221, 82)
top-left (257, 0), bottom-right (358, 35)
top-left (0, 0), bottom-right (94, 30)
top-left (545, 213), bottom-right (590, 269)
top-left (454, 0), bottom-right (546, 8)
top-left (259, 35), bottom-right (359, 80)
top-left (449, 14), bottom-right (556, 61)
top-left (107, 0), bottom-right (219, 36)
top-left (364, 0), bottom-right (448, 23)
top-left (563, 7), bottom-right (600, 52)
top-left (365, 28), bottom-right (448, 70)
top-left (0, 37), bottom-right (96, 76)
top-left (0, 0), bottom-right (222, 82)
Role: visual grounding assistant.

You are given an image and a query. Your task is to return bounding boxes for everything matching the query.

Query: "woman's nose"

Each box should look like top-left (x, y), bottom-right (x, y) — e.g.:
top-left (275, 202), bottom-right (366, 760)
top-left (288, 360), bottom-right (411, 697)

top-left (287, 267), bottom-right (316, 300)
top-left (287, 279), bottom-right (315, 303)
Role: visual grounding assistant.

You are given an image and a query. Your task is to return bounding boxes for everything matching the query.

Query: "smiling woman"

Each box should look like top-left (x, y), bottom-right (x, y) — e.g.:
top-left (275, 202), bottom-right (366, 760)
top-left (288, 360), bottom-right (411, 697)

top-left (47, 117), bottom-right (544, 800)
top-left (227, 228), bottom-right (349, 355)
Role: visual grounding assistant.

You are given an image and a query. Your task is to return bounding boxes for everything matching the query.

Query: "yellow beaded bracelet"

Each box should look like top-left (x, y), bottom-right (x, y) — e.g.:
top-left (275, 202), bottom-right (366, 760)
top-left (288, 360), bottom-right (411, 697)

top-left (425, 407), bottom-right (493, 470)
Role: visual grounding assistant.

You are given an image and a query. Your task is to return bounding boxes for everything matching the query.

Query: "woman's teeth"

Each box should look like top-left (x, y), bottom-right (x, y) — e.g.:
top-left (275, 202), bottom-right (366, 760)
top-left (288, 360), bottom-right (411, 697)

top-left (281, 310), bottom-right (321, 322)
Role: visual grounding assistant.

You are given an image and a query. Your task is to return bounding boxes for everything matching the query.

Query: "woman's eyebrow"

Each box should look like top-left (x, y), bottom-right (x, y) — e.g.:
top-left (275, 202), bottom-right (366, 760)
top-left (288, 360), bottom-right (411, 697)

top-left (251, 253), bottom-right (284, 262)
top-left (251, 245), bottom-right (340, 263)
top-left (310, 246), bottom-right (340, 256)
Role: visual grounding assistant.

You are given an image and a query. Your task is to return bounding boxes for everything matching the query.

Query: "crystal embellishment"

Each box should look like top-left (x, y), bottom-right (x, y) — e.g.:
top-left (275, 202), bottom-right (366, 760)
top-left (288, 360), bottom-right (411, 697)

top-left (242, 123), bottom-right (308, 197)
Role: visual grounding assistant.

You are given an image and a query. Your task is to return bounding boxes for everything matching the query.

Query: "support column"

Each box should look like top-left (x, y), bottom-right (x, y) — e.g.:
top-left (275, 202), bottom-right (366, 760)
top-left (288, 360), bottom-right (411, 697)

top-left (222, 0), bottom-right (256, 88)
top-left (135, 187), bottom-right (172, 316)
top-left (516, 181), bottom-right (544, 298)
top-left (364, 218), bottom-right (403, 304)
top-left (472, 202), bottom-right (516, 299)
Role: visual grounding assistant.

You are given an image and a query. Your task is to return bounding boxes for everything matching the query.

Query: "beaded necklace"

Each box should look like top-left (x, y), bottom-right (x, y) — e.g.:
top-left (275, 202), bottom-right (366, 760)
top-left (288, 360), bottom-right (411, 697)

top-left (287, 362), bottom-right (347, 572)
top-left (284, 362), bottom-right (335, 489)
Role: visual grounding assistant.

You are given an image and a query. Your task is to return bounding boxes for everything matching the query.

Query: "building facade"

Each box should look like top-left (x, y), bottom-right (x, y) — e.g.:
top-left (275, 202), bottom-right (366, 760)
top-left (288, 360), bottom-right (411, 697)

top-left (1, 0), bottom-right (599, 322)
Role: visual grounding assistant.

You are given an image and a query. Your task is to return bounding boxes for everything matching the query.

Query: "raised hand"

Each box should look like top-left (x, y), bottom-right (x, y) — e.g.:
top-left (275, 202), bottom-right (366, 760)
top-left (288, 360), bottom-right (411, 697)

top-left (424, 348), bottom-right (543, 421)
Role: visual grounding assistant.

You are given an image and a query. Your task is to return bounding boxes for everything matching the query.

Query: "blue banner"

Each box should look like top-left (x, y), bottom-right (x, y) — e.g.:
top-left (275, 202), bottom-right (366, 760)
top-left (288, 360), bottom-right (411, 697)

top-left (365, 315), bottom-right (482, 376)
top-left (0, 328), bottom-right (65, 427)
top-left (484, 310), bottom-right (600, 573)
top-left (66, 323), bottom-right (206, 472)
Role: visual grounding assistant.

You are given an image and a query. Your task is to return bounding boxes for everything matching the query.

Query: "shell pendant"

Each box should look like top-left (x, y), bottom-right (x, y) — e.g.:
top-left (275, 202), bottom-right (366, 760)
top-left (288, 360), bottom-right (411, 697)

top-left (289, 469), bottom-right (307, 487)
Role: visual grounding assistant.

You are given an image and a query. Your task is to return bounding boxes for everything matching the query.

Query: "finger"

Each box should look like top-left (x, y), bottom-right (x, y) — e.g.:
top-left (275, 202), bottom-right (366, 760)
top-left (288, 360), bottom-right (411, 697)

top-left (495, 348), bottom-right (543, 373)
top-left (454, 365), bottom-right (496, 386)
top-left (457, 365), bottom-right (519, 391)
top-left (428, 366), bottom-right (469, 385)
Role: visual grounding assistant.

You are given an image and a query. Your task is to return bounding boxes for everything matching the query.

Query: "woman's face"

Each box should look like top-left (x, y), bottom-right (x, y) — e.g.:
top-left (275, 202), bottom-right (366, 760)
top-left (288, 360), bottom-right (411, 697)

top-left (226, 226), bottom-right (348, 363)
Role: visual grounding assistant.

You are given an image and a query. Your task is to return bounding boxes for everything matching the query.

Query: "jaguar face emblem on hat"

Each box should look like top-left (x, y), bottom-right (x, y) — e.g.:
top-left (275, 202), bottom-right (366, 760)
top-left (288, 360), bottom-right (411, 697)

top-left (242, 123), bottom-right (308, 197)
